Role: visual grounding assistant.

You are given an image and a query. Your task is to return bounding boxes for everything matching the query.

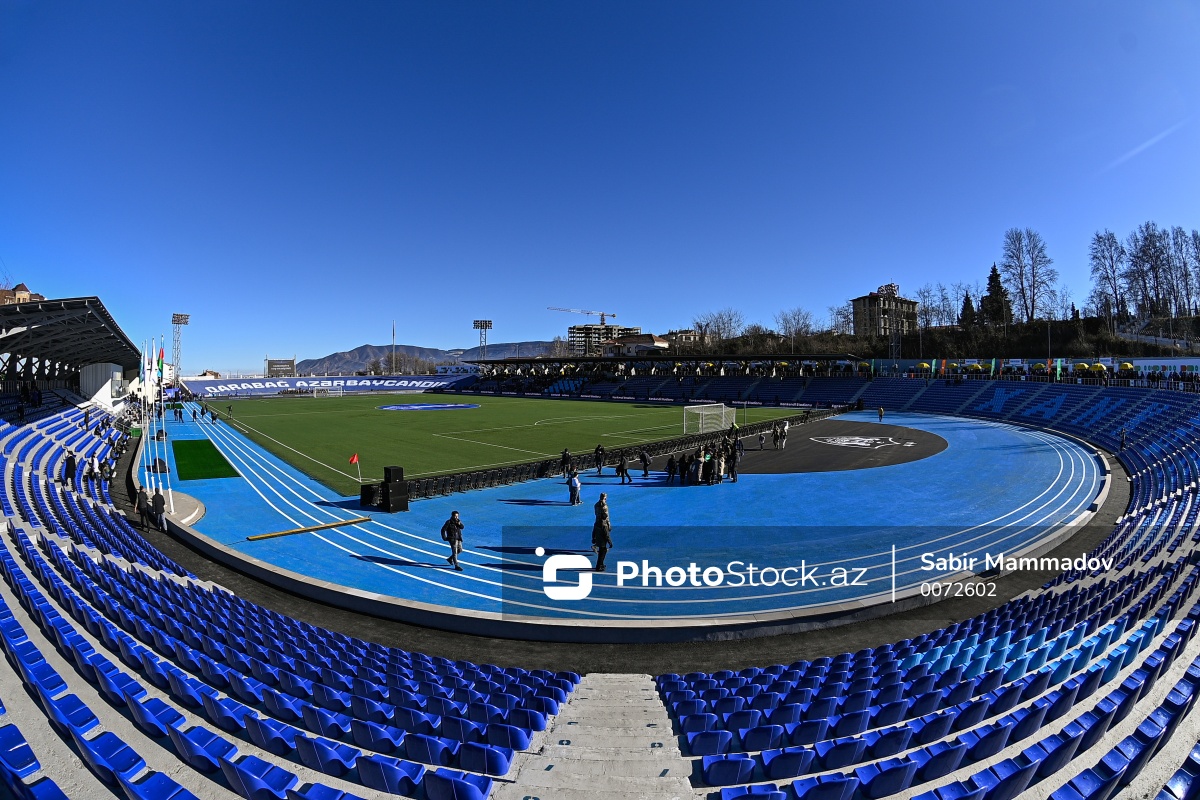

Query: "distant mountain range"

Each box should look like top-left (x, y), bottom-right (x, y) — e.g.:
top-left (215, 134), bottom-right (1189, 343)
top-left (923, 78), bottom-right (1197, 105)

top-left (295, 341), bottom-right (555, 375)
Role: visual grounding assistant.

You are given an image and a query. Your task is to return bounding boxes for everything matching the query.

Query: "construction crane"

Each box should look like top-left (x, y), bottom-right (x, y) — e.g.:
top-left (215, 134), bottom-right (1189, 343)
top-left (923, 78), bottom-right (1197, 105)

top-left (547, 307), bottom-right (619, 326)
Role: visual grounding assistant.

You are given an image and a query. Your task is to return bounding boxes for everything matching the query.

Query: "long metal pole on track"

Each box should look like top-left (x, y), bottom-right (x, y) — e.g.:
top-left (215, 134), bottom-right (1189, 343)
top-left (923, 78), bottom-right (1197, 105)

top-left (246, 516), bottom-right (372, 542)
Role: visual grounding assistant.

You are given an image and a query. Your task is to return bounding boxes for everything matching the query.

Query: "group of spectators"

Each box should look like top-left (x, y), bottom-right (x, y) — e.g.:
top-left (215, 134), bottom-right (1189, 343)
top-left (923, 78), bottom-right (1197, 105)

top-left (665, 435), bottom-right (744, 486)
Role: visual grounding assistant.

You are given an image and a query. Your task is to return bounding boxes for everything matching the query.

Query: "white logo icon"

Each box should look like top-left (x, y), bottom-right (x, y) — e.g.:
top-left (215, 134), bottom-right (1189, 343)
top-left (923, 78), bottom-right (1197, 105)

top-left (810, 436), bottom-right (914, 449)
top-left (537, 547), bottom-right (594, 600)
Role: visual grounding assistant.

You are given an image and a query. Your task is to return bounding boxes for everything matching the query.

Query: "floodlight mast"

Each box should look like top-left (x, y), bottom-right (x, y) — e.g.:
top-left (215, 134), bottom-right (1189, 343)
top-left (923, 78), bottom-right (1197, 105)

top-left (473, 320), bottom-right (492, 361)
top-left (171, 314), bottom-right (190, 384)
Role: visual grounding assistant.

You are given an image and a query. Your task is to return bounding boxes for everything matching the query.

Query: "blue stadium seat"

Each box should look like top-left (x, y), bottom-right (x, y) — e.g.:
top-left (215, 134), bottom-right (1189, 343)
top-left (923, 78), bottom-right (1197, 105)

top-left (702, 753), bottom-right (756, 786)
top-left (126, 694), bottom-right (186, 739)
top-left (719, 785), bottom-right (786, 800)
top-left (791, 773), bottom-right (860, 800)
top-left (68, 727), bottom-right (146, 787)
top-left (244, 715), bottom-right (301, 757)
top-left (404, 733), bottom-right (461, 766)
top-left (285, 785), bottom-right (369, 800)
top-left (760, 746), bottom-right (814, 780)
top-left (357, 754), bottom-right (426, 795)
top-left (459, 742), bottom-right (514, 776)
top-left (0, 725), bottom-right (39, 780)
top-left (294, 736), bottom-right (360, 778)
top-left (971, 758), bottom-right (1038, 800)
top-left (116, 771), bottom-right (202, 800)
top-left (167, 725), bottom-right (238, 773)
top-left (911, 740), bottom-right (967, 782)
top-left (423, 769), bottom-right (492, 800)
top-left (219, 754), bottom-right (299, 800)
top-left (741, 724), bottom-right (785, 752)
top-left (814, 737), bottom-right (866, 770)
top-left (854, 758), bottom-right (918, 799)
top-left (486, 722), bottom-right (532, 751)
top-left (689, 730), bottom-right (734, 756)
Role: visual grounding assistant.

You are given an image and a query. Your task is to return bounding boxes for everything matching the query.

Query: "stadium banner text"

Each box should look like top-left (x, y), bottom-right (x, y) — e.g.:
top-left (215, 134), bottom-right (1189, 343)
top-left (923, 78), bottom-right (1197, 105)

top-left (180, 375), bottom-right (475, 396)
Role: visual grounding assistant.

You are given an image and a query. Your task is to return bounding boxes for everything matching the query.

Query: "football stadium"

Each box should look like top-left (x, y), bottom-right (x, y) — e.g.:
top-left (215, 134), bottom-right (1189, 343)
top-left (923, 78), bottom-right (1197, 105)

top-left (5, 4), bottom-right (1200, 800)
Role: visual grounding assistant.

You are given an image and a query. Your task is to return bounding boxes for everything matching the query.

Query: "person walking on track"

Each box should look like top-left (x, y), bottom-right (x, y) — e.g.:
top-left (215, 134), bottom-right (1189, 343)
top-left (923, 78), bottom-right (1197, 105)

top-left (441, 511), bottom-right (465, 571)
top-left (592, 493), bottom-right (613, 572)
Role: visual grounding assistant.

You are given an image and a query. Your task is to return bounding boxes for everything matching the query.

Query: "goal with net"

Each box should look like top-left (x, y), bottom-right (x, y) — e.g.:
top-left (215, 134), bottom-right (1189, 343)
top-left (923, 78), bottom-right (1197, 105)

top-left (313, 387), bottom-right (345, 398)
top-left (683, 403), bottom-right (737, 435)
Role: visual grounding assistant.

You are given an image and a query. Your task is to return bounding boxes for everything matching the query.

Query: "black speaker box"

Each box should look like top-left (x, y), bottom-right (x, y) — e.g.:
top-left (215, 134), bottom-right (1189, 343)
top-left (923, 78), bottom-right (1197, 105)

top-left (384, 465), bottom-right (405, 483)
top-left (359, 484), bottom-right (381, 508)
top-left (380, 480), bottom-right (409, 512)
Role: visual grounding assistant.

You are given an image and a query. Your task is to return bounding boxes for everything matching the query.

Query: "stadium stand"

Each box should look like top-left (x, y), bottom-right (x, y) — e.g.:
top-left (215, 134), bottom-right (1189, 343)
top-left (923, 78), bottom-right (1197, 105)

top-left (12, 322), bottom-right (1200, 799)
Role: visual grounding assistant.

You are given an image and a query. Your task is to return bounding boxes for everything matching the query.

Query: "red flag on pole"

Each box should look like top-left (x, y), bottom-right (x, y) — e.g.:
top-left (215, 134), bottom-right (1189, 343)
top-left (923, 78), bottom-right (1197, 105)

top-left (349, 454), bottom-right (359, 464)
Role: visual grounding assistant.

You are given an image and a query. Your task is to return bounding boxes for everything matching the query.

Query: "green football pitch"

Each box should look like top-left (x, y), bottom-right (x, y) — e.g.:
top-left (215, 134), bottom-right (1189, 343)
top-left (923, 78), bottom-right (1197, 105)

top-left (219, 394), bottom-right (796, 496)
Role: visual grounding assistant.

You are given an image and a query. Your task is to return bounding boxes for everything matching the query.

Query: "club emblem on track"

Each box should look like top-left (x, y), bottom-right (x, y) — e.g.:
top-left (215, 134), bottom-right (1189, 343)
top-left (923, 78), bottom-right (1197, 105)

top-left (810, 436), bottom-right (915, 449)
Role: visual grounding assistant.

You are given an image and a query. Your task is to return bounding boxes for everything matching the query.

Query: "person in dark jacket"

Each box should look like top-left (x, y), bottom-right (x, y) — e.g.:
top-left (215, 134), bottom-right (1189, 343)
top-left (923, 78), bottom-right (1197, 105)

top-left (593, 444), bottom-right (605, 475)
top-left (639, 449), bottom-right (651, 478)
top-left (592, 493), bottom-right (613, 571)
top-left (567, 469), bottom-right (582, 505)
top-left (63, 452), bottom-right (77, 490)
top-left (560, 448), bottom-right (572, 474)
top-left (136, 487), bottom-right (150, 529)
top-left (617, 452), bottom-right (631, 484)
top-left (151, 489), bottom-right (166, 531)
top-left (441, 511), bottom-right (464, 571)
top-left (665, 455), bottom-right (677, 484)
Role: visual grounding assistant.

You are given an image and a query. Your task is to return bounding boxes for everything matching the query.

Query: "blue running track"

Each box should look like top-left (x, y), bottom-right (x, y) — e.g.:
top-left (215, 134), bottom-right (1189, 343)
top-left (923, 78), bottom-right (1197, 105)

top-left (141, 408), bottom-right (1103, 626)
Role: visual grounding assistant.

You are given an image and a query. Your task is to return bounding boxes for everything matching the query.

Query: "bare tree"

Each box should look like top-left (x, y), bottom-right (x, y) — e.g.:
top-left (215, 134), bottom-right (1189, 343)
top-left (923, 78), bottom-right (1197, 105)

top-left (914, 284), bottom-right (937, 329)
top-left (1171, 226), bottom-right (1195, 317)
top-left (774, 306), bottom-right (814, 346)
top-left (826, 303), bottom-right (853, 335)
top-left (1000, 227), bottom-right (1058, 322)
top-left (548, 336), bottom-right (570, 358)
top-left (1054, 284), bottom-right (1074, 321)
top-left (1088, 229), bottom-right (1125, 333)
top-left (1193, 230), bottom-right (1200, 308)
top-left (1125, 222), bottom-right (1172, 319)
top-left (950, 282), bottom-right (970, 324)
top-left (693, 308), bottom-right (745, 350)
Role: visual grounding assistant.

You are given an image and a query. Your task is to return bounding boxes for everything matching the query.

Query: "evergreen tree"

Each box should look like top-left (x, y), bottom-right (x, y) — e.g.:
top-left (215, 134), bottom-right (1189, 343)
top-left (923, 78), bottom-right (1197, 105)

top-left (978, 264), bottom-right (1013, 327)
top-left (959, 292), bottom-right (976, 328)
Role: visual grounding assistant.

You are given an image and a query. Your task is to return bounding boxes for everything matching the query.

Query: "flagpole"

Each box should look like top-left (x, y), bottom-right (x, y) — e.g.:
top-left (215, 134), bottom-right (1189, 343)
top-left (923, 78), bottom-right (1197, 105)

top-left (391, 320), bottom-right (395, 376)
top-left (357, 460), bottom-right (362, 484)
top-left (160, 334), bottom-right (175, 514)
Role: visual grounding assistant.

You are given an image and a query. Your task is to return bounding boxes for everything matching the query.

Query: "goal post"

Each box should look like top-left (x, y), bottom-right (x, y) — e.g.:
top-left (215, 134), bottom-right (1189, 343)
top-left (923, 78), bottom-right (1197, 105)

top-left (313, 387), bottom-right (344, 398)
top-left (683, 403), bottom-right (737, 435)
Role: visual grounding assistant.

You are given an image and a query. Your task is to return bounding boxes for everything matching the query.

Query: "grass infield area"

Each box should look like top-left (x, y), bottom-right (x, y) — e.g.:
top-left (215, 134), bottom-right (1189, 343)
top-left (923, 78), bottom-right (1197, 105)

top-left (216, 394), bottom-right (796, 496)
top-left (171, 439), bottom-right (240, 481)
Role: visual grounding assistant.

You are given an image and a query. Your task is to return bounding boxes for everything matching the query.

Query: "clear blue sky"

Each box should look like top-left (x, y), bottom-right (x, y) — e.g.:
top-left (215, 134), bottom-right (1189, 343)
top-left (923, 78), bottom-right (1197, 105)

top-left (1, 1), bottom-right (1197, 373)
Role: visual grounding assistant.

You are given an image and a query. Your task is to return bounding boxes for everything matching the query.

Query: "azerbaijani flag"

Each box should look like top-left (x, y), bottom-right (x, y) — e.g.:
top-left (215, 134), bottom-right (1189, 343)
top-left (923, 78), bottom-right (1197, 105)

top-left (157, 346), bottom-right (165, 377)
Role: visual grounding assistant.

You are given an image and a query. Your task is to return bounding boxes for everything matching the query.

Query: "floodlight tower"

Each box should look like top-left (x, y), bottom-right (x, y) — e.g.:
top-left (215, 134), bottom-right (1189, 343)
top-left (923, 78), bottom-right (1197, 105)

top-left (171, 314), bottom-right (190, 383)
top-left (473, 320), bottom-right (492, 361)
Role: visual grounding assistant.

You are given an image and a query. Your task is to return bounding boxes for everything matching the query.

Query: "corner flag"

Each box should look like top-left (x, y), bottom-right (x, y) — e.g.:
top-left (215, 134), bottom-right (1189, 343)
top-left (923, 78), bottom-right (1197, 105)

top-left (349, 454), bottom-right (358, 464)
